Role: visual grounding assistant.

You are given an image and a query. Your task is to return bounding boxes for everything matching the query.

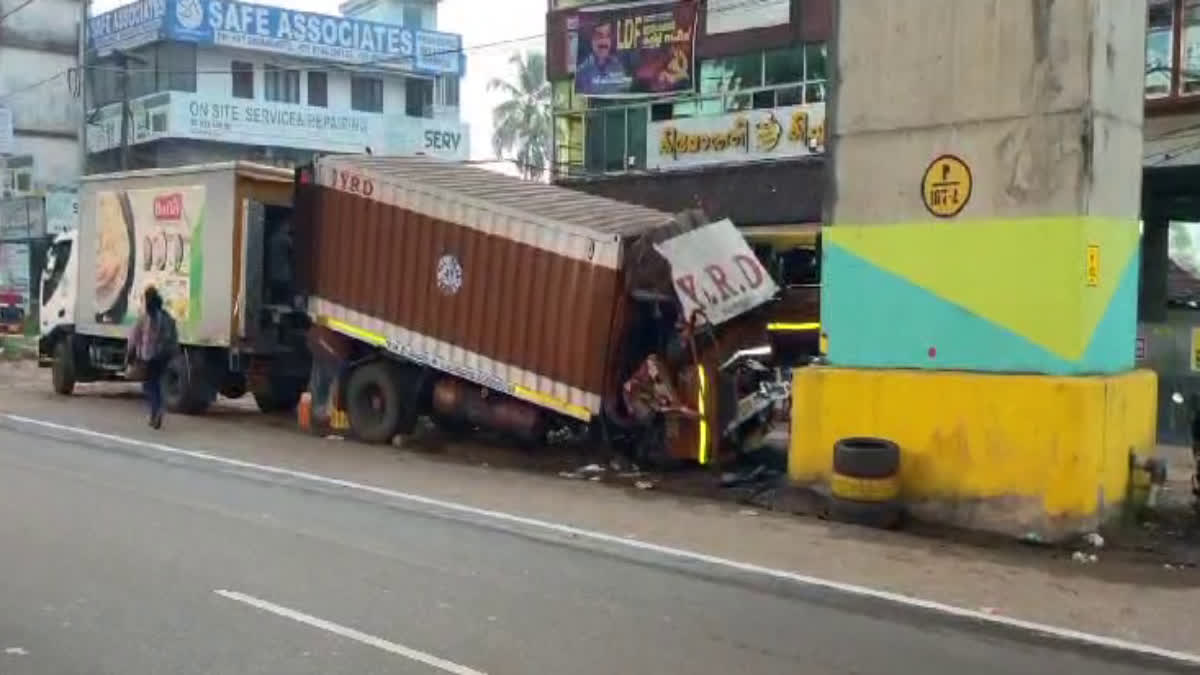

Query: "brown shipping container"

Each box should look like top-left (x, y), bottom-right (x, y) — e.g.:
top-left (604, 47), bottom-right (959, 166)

top-left (296, 156), bottom-right (678, 422)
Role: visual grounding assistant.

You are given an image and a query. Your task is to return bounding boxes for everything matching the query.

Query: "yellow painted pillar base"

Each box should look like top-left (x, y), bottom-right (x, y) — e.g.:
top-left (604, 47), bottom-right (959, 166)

top-left (790, 368), bottom-right (1158, 541)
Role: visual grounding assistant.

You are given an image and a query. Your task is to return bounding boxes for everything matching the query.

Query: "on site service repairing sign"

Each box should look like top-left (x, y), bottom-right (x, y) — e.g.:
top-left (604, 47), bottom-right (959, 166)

top-left (654, 218), bottom-right (779, 326)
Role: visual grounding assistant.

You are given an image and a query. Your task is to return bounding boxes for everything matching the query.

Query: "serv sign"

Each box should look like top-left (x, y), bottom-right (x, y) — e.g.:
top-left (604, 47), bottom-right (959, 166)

top-left (654, 218), bottom-right (779, 326)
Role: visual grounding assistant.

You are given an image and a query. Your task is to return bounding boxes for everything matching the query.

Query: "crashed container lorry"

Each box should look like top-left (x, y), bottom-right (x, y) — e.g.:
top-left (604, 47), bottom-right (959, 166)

top-left (39, 162), bottom-right (312, 414)
top-left (294, 156), bottom-right (786, 465)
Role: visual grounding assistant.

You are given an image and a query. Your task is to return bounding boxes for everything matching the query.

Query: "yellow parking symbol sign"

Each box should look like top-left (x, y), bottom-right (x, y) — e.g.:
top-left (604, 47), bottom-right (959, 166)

top-left (921, 154), bottom-right (972, 218)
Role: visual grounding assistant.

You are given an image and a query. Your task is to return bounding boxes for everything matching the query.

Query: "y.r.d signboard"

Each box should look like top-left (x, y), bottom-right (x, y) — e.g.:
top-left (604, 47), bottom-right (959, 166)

top-left (654, 218), bottom-right (779, 326)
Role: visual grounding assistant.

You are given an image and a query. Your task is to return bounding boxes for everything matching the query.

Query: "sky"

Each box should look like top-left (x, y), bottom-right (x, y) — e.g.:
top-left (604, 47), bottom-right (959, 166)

top-left (91, 0), bottom-right (548, 174)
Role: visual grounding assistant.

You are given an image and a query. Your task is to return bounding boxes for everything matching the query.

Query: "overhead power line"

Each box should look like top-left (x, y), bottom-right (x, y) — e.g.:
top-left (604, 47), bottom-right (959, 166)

top-left (0, 0), bottom-right (39, 24)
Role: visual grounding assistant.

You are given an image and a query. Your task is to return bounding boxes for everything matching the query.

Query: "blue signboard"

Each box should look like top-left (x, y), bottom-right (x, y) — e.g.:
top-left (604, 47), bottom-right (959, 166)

top-left (87, 0), bottom-right (167, 55)
top-left (88, 0), bottom-right (463, 76)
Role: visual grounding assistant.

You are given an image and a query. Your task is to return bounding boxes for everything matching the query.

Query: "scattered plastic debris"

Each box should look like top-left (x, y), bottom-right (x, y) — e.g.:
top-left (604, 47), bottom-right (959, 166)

top-left (578, 463), bottom-right (605, 475)
top-left (1083, 532), bottom-right (1105, 549)
top-left (739, 509), bottom-right (759, 517)
top-left (588, 475), bottom-right (603, 482)
top-left (1020, 532), bottom-right (1044, 545)
top-left (1071, 551), bottom-right (1099, 564)
top-left (1164, 564), bottom-right (1176, 571)
top-left (558, 471), bottom-right (582, 480)
top-left (324, 435), bottom-right (344, 441)
top-left (4, 648), bottom-right (28, 656)
top-left (634, 480), bottom-right (655, 490)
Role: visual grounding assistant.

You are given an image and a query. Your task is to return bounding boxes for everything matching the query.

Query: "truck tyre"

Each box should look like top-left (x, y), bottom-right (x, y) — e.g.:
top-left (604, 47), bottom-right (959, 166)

top-left (164, 350), bottom-right (212, 415)
top-left (346, 361), bottom-right (404, 444)
top-left (254, 377), bottom-right (305, 414)
top-left (51, 338), bottom-right (76, 396)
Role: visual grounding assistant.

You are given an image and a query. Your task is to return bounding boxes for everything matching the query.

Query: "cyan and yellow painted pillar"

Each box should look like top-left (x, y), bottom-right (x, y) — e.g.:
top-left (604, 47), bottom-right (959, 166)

top-left (790, 0), bottom-right (1158, 540)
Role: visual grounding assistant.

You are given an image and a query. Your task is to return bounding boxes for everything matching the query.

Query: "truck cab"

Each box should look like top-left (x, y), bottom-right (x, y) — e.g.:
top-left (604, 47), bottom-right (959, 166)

top-left (37, 230), bottom-right (77, 366)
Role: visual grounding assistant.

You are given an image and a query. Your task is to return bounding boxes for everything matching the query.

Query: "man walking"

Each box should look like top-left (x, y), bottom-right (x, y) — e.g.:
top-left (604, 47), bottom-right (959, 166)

top-left (127, 286), bottom-right (178, 429)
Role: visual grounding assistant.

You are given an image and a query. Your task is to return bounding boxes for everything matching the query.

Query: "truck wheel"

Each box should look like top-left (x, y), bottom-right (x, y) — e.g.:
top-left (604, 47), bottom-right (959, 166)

top-left (346, 361), bottom-right (404, 444)
top-left (164, 351), bottom-right (212, 415)
top-left (220, 376), bottom-right (247, 400)
top-left (51, 339), bottom-right (76, 396)
top-left (254, 377), bottom-right (305, 414)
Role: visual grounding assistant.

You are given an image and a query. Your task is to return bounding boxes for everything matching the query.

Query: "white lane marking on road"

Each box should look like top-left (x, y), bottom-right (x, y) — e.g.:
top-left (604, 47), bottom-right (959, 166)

top-left (215, 590), bottom-right (487, 675)
top-left (8, 413), bottom-right (1200, 667)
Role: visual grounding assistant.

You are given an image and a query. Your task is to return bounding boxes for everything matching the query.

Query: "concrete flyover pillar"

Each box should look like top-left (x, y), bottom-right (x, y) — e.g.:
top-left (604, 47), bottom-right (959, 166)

top-left (790, 0), bottom-right (1158, 540)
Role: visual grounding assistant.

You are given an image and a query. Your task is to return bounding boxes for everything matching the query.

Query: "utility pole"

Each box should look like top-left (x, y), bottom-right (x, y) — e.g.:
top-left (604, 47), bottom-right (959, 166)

top-left (118, 51), bottom-right (129, 170)
top-left (77, 0), bottom-right (87, 176)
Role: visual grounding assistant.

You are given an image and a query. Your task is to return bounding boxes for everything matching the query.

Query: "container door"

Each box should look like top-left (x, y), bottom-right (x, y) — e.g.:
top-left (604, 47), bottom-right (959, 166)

top-left (238, 199), bottom-right (266, 341)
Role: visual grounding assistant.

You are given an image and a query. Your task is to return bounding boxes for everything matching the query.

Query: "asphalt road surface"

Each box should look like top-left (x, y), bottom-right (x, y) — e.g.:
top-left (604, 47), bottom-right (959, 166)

top-left (0, 424), bottom-right (1188, 675)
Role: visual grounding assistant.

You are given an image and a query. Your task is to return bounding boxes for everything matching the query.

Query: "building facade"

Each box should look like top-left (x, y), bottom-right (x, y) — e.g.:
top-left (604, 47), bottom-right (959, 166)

top-left (0, 0), bottom-right (82, 194)
top-left (84, 0), bottom-right (467, 172)
top-left (545, 0), bottom-right (830, 227)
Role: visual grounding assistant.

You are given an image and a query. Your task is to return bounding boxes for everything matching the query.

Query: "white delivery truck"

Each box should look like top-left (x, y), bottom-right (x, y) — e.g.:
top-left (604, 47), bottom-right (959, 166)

top-left (38, 162), bottom-right (311, 414)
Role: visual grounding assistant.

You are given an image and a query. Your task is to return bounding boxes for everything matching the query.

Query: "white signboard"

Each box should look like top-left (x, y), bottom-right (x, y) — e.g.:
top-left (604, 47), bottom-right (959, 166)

top-left (706, 0), bottom-right (789, 34)
top-left (0, 242), bottom-right (31, 309)
top-left (0, 107), bottom-right (13, 155)
top-left (654, 218), bottom-right (779, 326)
top-left (44, 191), bottom-right (79, 235)
top-left (86, 92), bottom-right (469, 160)
top-left (647, 102), bottom-right (825, 171)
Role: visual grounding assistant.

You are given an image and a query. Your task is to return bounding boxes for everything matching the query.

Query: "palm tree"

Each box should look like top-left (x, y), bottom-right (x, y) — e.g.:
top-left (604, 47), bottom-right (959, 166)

top-left (489, 51), bottom-right (550, 181)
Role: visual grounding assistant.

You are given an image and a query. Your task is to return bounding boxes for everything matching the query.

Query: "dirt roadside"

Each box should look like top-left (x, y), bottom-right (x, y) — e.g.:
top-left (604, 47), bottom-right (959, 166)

top-left (1, 360), bottom-right (1198, 654)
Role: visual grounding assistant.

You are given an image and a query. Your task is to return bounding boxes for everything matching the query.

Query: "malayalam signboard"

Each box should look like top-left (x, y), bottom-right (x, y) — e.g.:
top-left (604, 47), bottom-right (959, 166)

top-left (647, 102), bottom-right (825, 171)
top-left (574, 0), bottom-right (696, 97)
top-left (93, 186), bottom-right (204, 332)
top-left (88, 0), bottom-right (463, 76)
top-left (654, 218), bottom-right (779, 326)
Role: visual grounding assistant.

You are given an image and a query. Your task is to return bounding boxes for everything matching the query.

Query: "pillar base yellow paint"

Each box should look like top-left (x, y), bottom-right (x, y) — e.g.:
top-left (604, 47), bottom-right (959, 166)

top-left (790, 368), bottom-right (1158, 541)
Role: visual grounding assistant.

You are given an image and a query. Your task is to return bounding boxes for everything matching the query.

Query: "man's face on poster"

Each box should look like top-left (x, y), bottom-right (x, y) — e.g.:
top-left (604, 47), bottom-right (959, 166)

top-left (591, 23), bottom-right (613, 62)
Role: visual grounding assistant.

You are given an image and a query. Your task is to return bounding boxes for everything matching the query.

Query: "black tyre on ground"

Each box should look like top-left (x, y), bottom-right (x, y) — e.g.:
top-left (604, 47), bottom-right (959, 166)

top-left (833, 437), bottom-right (901, 478)
top-left (51, 338), bottom-right (76, 396)
top-left (829, 437), bottom-right (903, 529)
top-left (345, 361), bottom-right (406, 444)
top-left (253, 377), bottom-right (305, 414)
top-left (163, 350), bottom-right (213, 415)
top-left (219, 376), bottom-right (248, 400)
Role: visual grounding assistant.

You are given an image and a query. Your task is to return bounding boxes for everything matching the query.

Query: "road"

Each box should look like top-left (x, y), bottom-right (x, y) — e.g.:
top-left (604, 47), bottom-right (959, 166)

top-left (0, 423), bottom-right (1187, 675)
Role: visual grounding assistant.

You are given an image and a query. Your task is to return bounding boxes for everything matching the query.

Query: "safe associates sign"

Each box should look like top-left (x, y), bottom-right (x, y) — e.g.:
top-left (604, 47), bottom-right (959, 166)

top-left (574, 0), bottom-right (696, 97)
top-left (89, 0), bottom-right (463, 75)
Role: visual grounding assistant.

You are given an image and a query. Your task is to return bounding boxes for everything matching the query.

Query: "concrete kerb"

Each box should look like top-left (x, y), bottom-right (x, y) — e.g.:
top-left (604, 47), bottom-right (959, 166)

top-left (3, 412), bottom-right (1200, 669)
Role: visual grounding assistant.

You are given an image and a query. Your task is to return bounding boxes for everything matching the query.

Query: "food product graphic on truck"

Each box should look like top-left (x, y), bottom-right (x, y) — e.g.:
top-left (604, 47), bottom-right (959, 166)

top-left (93, 186), bottom-right (203, 331)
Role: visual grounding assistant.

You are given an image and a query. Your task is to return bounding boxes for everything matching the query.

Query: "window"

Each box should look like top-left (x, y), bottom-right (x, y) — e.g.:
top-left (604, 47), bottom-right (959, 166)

top-left (1148, 0), bottom-right (1175, 98)
top-left (435, 76), bottom-right (460, 108)
top-left (127, 46), bottom-right (156, 99)
top-left (308, 72), bottom-right (327, 107)
top-left (41, 238), bottom-right (72, 307)
top-left (232, 61), bottom-right (254, 99)
top-left (351, 76), bottom-right (384, 112)
top-left (403, 5), bottom-right (422, 29)
top-left (160, 42), bottom-right (197, 92)
top-left (405, 77), bottom-right (433, 117)
top-left (765, 46), bottom-right (804, 86)
top-left (264, 64), bottom-right (300, 103)
top-left (1184, 1), bottom-right (1200, 94)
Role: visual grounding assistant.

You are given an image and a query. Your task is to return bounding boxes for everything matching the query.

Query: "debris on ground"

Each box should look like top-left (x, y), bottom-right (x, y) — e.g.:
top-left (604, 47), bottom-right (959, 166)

top-left (577, 463), bottom-right (605, 476)
top-left (324, 435), bottom-right (345, 441)
top-left (1071, 551), bottom-right (1099, 564)
top-left (720, 464), bottom-right (768, 488)
top-left (1019, 532), bottom-right (1044, 545)
top-left (739, 509), bottom-right (759, 517)
top-left (1083, 532), bottom-right (1105, 549)
top-left (634, 480), bottom-right (655, 490)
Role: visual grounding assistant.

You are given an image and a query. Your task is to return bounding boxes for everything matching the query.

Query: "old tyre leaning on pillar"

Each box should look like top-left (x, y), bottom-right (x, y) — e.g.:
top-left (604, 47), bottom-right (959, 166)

top-left (829, 437), bottom-right (903, 529)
